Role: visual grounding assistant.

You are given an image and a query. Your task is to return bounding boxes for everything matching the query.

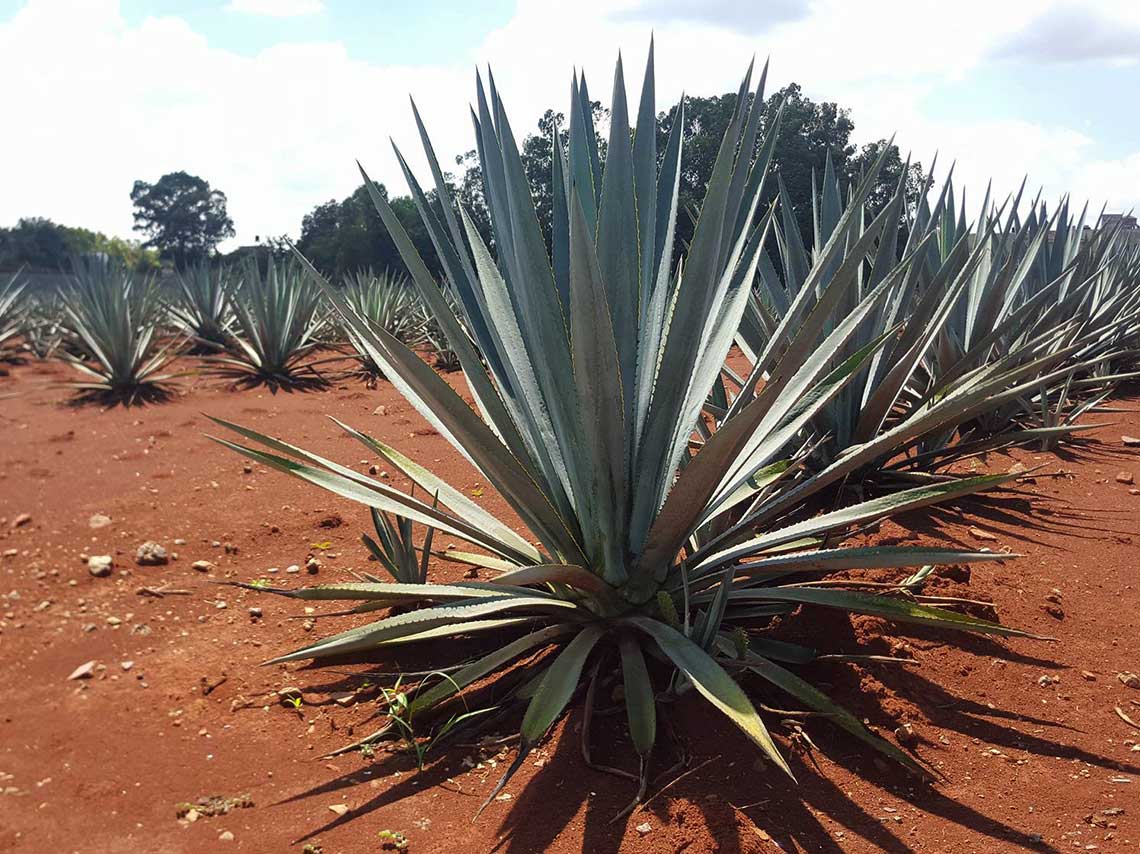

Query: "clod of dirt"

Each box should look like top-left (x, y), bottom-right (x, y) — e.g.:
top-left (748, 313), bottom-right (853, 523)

top-left (936, 564), bottom-right (971, 583)
top-left (11, 513), bottom-right (31, 528)
top-left (894, 723), bottom-right (918, 746)
top-left (1042, 603), bottom-right (1064, 620)
top-left (88, 513), bottom-right (111, 529)
top-left (67, 660), bottom-right (95, 680)
top-left (1116, 471), bottom-right (1135, 485)
top-left (87, 555), bottom-right (113, 577)
top-left (1119, 672), bottom-right (1140, 689)
top-left (135, 542), bottom-right (169, 566)
top-left (316, 514), bottom-right (343, 529)
top-left (174, 794), bottom-right (253, 820)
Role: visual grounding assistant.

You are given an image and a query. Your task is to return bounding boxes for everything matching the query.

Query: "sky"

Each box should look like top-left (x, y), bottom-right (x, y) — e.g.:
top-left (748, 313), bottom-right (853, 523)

top-left (2, 0), bottom-right (1139, 250)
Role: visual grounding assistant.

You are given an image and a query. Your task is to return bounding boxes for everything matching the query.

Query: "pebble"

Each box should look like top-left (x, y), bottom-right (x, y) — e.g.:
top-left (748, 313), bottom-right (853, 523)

top-left (286, 565), bottom-right (301, 574)
top-left (12, 513), bottom-right (31, 528)
top-left (305, 557), bottom-right (321, 574)
top-left (894, 723), bottom-right (917, 746)
top-left (135, 542), bottom-right (169, 566)
top-left (249, 607), bottom-right (262, 619)
top-left (635, 822), bottom-right (652, 835)
top-left (88, 514), bottom-right (112, 529)
top-left (87, 555), bottom-right (113, 578)
top-left (191, 560), bottom-right (213, 573)
top-left (121, 660), bottom-right (134, 671)
top-left (218, 831), bottom-right (234, 842)
top-left (1116, 472), bottom-right (1135, 485)
top-left (1119, 672), bottom-right (1140, 689)
top-left (328, 804), bottom-right (349, 816)
top-left (1123, 435), bottom-right (1140, 447)
top-left (68, 660), bottom-right (96, 680)
top-left (373, 405), bottom-right (387, 416)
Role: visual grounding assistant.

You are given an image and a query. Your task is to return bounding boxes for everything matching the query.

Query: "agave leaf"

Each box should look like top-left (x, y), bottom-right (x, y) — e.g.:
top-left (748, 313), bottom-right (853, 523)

top-left (693, 472), bottom-right (1020, 572)
top-left (741, 651), bottom-right (933, 779)
top-left (480, 623), bottom-right (606, 814)
top-left (742, 587), bottom-right (1048, 640)
top-left (331, 419), bottom-right (542, 563)
top-left (410, 623), bottom-right (576, 716)
top-left (624, 616), bottom-right (792, 778)
top-left (490, 564), bottom-right (615, 595)
top-left (266, 595), bottom-right (581, 664)
top-left (618, 633), bottom-right (657, 756)
top-left (569, 184), bottom-right (629, 583)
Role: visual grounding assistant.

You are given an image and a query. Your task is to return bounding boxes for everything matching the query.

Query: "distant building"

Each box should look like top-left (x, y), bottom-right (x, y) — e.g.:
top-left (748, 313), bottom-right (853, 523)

top-left (1101, 213), bottom-right (1138, 231)
top-left (1099, 213), bottom-right (1140, 248)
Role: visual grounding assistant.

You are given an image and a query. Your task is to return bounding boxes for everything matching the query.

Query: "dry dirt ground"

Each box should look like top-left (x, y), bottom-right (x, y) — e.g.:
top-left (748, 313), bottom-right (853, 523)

top-left (1, 356), bottom-right (1138, 854)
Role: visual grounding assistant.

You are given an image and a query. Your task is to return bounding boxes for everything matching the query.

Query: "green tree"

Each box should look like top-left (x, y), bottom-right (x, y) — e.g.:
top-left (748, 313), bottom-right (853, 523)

top-left (295, 183), bottom-right (441, 281)
top-left (658, 83), bottom-right (924, 253)
top-left (0, 217), bottom-right (159, 272)
top-left (130, 171), bottom-right (235, 268)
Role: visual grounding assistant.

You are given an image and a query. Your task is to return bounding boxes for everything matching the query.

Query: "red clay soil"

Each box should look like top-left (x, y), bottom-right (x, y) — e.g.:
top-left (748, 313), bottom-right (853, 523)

top-left (1, 355), bottom-right (1138, 854)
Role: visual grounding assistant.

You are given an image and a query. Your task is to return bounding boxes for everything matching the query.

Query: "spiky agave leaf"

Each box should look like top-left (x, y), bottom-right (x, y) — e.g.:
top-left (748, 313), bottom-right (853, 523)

top-left (58, 256), bottom-right (177, 405)
top-left (213, 47), bottom-right (1051, 817)
top-left (210, 256), bottom-right (329, 390)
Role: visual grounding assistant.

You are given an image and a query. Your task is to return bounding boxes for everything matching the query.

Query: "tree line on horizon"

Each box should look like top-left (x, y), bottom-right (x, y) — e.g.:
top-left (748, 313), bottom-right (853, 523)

top-left (0, 82), bottom-right (920, 281)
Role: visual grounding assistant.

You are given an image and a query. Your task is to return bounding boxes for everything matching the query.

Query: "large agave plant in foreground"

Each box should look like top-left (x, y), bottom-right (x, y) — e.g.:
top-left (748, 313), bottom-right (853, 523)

top-left (213, 50), bottom-right (1043, 815)
top-left (59, 257), bottom-right (176, 404)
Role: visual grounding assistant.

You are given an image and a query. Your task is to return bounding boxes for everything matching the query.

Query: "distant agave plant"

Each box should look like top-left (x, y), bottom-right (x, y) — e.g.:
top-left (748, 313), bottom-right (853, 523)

top-left (416, 287), bottom-right (461, 372)
top-left (0, 269), bottom-right (26, 361)
top-left (737, 156), bottom-right (1140, 487)
top-left (340, 269), bottom-right (423, 385)
top-left (58, 256), bottom-right (176, 404)
top-left (212, 257), bottom-right (329, 390)
top-left (214, 48), bottom-right (1040, 818)
top-left (169, 263), bottom-right (234, 352)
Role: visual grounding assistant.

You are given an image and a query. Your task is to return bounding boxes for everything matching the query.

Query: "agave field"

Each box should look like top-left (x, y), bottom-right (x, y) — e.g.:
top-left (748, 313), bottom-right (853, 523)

top-left (2, 48), bottom-right (1140, 853)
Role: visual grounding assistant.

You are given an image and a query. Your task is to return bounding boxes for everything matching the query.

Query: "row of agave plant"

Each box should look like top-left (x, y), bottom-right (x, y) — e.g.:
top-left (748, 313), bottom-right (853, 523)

top-left (0, 258), bottom-right (457, 402)
top-left (205, 46), bottom-right (1140, 826)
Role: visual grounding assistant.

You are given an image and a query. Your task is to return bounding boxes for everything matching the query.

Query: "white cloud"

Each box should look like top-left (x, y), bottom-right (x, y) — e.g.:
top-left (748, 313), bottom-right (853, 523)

top-left (224, 0), bottom-right (324, 17)
top-left (0, 0), bottom-right (1137, 251)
